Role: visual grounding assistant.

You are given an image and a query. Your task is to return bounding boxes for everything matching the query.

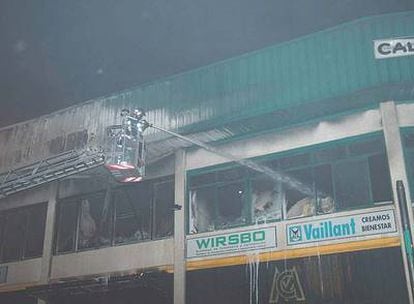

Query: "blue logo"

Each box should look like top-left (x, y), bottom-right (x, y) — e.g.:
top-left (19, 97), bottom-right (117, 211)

top-left (287, 218), bottom-right (357, 245)
top-left (288, 226), bottom-right (302, 242)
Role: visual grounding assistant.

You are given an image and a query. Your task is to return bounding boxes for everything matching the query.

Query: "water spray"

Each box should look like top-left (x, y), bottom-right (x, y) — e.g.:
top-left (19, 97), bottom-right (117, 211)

top-left (136, 109), bottom-right (314, 197)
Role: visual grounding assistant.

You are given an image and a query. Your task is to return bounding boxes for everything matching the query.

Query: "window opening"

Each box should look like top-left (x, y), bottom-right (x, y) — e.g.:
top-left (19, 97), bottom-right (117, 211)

top-left (56, 200), bottom-right (79, 253)
top-left (114, 184), bottom-right (151, 244)
top-left (251, 176), bottom-right (283, 223)
top-left (188, 136), bottom-right (391, 234)
top-left (314, 164), bottom-right (335, 214)
top-left (24, 204), bottom-right (47, 258)
top-left (334, 159), bottom-right (371, 209)
top-left (153, 180), bottom-right (174, 239)
top-left (189, 186), bottom-right (216, 234)
top-left (216, 181), bottom-right (246, 229)
top-left (2, 210), bottom-right (26, 262)
top-left (286, 169), bottom-right (316, 218)
top-left (369, 154), bottom-right (393, 203)
top-left (78, 192), bottom-right (113, 250)
top-left (401, 131), bottom-right (414, 201)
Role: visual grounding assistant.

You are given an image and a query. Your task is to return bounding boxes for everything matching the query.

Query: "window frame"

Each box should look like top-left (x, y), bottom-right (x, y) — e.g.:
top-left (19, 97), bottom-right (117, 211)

top-left (187, 133), bottom-right (392, 234)
top-left (53, 175), bottom-right (175, 255)
top-left (0, 202), bottom-right (47, 263)
top-left (112, 184), bottom-right (152, 246)
top-left (401, 127), bottom-right (414, 202)
top-left (152, 178), bottom-right (175, 240)
top-left (188, 166), bottom-right (250, 234)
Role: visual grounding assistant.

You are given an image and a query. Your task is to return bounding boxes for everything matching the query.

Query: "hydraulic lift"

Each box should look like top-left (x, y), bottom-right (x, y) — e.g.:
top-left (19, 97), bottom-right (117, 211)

top-left (0, 109), bottom-right (148, 199)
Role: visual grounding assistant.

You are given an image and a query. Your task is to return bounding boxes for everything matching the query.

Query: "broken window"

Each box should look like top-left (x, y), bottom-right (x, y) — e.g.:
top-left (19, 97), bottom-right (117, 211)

top-left (369, 154), bottom-right (393, 203)
top-left (153, 180), bottom-right (174, 239)
top-left (216, 181), bottom-right (246, 229)
top-left (256, 154), bottom-right (334, 220)
top-left (114, 184), bottom-right (151, 244)
top-left (24, 204), bottom-right (47, 258)
top-left (78, 191), bottom-right (113, 250)
top-left (188, 135), bottom-right (391, 233)
top-left (2, 210), bottom-right (26, 262)
top-left (189, 166), bottom-right (248, 234)
top-left (189, 186), bottom-right (216, 234)
top-left (402, 131), bottom-right (414, 201)
top-left (285, 169), bottom-right (315, 218)
top-left (0, 203), bottom-right (47, 262)
top-left (314, 164), bottom-right (335, 214)
top-left (53, 176), bottom-right (173, 253)
top-left (334, 159), bottom-right (371, 209)
top-left (251, 176), bottom-right (283, 223)
top-left (55, 200), bottom-right (79, 253)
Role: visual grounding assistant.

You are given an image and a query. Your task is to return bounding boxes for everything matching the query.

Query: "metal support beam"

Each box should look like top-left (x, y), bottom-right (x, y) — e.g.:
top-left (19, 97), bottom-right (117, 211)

top-left (40, 182), bottom-right (58, 284)
top-left (380, 101), bottom-right (414, 303)
top-left (174, 149), bottom-right (186, 304)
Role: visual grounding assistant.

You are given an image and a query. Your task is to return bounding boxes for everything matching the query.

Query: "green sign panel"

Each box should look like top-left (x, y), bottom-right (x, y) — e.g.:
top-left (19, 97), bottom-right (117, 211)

top-left (187, 227), bottom-right (277, 258)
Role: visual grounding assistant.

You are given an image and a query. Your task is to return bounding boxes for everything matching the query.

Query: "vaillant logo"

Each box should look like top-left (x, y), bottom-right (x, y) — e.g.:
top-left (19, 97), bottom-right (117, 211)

top-left (288, 218), bottom-right (356, 245)
top-left (288, 226), bottom-right (302, 242)
top-left (287, 209), bottom-right (397, 246)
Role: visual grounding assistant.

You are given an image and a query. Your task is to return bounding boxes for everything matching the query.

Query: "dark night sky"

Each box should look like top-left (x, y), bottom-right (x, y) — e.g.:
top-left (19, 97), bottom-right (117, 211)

top-left (0, 0), bottom-right (413, 128)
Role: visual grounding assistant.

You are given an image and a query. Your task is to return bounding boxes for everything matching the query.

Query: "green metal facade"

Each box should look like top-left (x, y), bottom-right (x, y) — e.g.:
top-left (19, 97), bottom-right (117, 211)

top-left (1, 12), bottom-right (414, 172)
top-left (107, 11), bottom-right (414, 131)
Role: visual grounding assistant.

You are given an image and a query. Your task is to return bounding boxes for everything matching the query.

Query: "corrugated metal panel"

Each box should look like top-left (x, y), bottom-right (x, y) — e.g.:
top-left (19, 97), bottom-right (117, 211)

top-left (125, 10), bottom-right (414, 127)
top-left (1, 12), bottom-right (414, 171)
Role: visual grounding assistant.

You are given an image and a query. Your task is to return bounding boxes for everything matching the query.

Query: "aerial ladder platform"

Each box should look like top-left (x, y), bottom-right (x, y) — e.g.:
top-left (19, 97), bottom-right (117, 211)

top-left (0, 108), bottom-right (148, 199)
top-left (0, 149), bottom-right (105, 199)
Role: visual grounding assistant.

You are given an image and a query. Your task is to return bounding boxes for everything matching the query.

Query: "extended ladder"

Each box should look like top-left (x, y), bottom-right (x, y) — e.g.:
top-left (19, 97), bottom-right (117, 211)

top-left (0, 149), bottom-right (105, 199)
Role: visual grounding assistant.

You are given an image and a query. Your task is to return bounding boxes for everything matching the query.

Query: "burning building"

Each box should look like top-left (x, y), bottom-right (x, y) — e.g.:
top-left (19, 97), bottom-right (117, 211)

top-left (1, 11), bottom-right (414, 304)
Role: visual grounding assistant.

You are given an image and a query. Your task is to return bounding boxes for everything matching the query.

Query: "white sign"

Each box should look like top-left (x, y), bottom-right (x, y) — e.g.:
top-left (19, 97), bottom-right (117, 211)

top-left (287, 209), bottom-right (397, 246)
top-left (374, 37), bottom-right (414, 59)
top-left (187, 227), bottom-right (277, 258)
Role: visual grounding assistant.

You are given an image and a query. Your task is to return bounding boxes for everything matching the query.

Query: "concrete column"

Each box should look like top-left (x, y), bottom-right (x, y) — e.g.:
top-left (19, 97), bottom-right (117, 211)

top-left (174, 149), bottom-right (186, 304)
top-left (380, 101), bottom-right (414, 303)
top-left (39, 182), bottom-right (58, 284)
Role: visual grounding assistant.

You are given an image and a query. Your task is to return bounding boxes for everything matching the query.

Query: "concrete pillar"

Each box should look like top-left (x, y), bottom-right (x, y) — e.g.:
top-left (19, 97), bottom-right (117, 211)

top-left (174, 149), bottom-right (186, 304)
top-left (380, 101), bottom-right (414, 303)
top-left (39, 182), bottom-right (58, 284)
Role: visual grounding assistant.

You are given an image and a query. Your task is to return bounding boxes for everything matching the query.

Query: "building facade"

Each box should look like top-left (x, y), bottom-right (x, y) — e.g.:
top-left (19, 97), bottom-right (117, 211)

top-left (1, 11), bottom-right (414, 304)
